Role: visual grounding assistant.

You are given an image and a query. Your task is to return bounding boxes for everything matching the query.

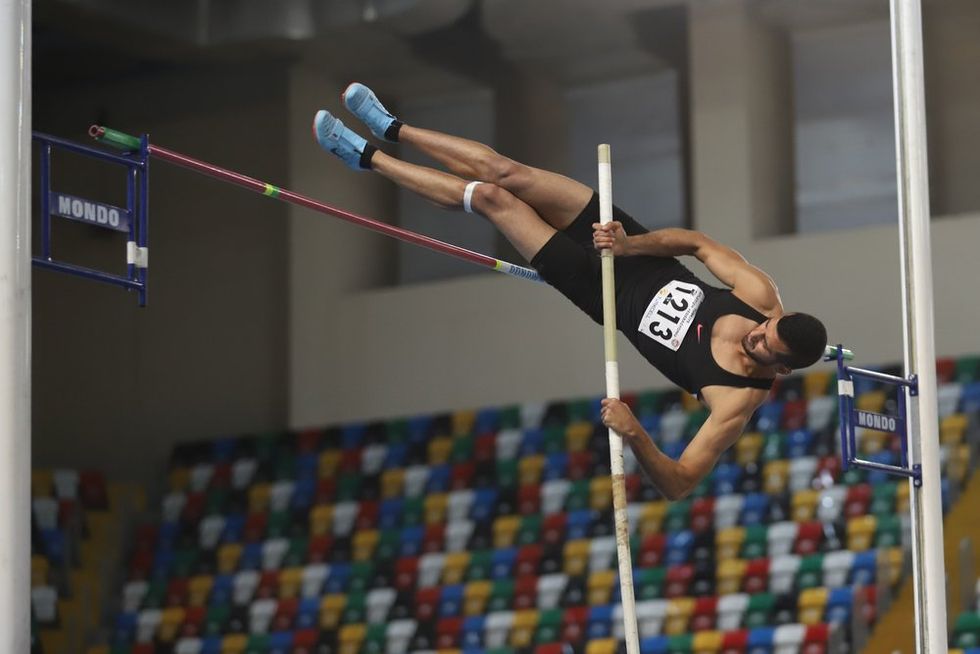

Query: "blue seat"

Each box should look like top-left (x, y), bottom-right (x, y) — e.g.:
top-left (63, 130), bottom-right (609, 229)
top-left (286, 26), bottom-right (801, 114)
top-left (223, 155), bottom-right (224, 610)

top-left (268, 631), bottom-right (293, 654)
top-left (520, 428), bottom-right (545, 456)
top-left (211, 438), bottom-right (238, 462)
top-left (850, 551), bottom-right (877, 586)
top-left (439, 584), bottom-right (464, 617)
top-left (544, 453), bottom-right (568, 481)
top-left (385, 443), bottom-right (408, 467)
top-left (462, 615), bottom-right (486, 648)
top-left (297, 597), bottom-right (319, 629)
top-left (426, 465), bottom-right (451, 493)
top-left (462, 648), bottom-right (486, 654)
top-left (380, 499), bottom-right (404, 529)
top-left (291, 477), bottom-right (315, 511)
top-left (587, 397), bottom-right (604, 422)
top-left (475, 409), bottom-right (500, 434)
top-left (240, 542), bottom-right (263, 570)
top-left (665, 531), bottom-right (694, 566)
top-left (151, 546), bottom-right (174, 577)
top-left (826, 587), bottom-right (853, 624)
top-left (662, 441), bottom-right (686, 460)
top-left (157, 522), bottom-right (179, 548)
top-left (587, 604), bottom-right (613, 639)
top-left (221, 514), bottom-right (244, 543)
top-left (325, 563), bottom-right (351, 593)
top-left (201, 636), bottom-right (222, 654)
top-left (40, 529), bottom-right (66, 566)
top-left (866, 451), bottom-right (898, 485)
top-left (960, 381), bottom-right (980, 414)
top-left (787, 429), bottom-right (814, 458)
top-left (491, 548), bottom-right (516, 579)
top-left (407, 416), bottom-right (432, 442)
top-left (942, 478), bottom-right (952, 513)
top-left (639, 413), bottom-right (661, 436)
top-left (342, 423), bottom-right (366, 448)
top-left (740, 493), bottom-right (770, 527)
top-left (472, 489), bottom-right (498, 522)
top-left (567, 510), bottom-right (593, 540)
top-left (296, 454), bottom-right (318, 479)
top-left (748, 625), bottom-right (775, 652)
top-left (399, 526), bottom-right (424, 557)
top-left (755, 402), bottom-right (784, 432)
top-left (639, 636), bottom-right (669, 654)
top-left (713, 463), bottom-right (742, 495)
top-left (113, 612), bottom-right (137, 644)
top-left (210, 575), bottom-right (233, 606)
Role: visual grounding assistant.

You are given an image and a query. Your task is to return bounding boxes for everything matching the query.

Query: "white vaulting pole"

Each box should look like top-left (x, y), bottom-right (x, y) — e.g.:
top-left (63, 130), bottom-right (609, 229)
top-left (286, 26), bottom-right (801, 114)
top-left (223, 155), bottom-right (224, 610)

top-left (0, 0), bottom-right (32, 652)
top-left (889, 1), bottom-right (947, 652)
top-left (597, 144), bottom-right (640, 654)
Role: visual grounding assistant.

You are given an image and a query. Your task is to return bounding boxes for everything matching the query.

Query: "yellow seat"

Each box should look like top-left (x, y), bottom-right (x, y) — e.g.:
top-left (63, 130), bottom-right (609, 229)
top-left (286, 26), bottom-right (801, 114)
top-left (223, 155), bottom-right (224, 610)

top-left (681, 392), bottom-right (701, 413)
top-left (188, 575), bottom-right (214, 606)
top-left (310, 505), bottom-right (333, 537)
top-left (429, 437), bottom-right (453, 465)
top-left (638, 501), bottom-right (668, 536)
top-left (353, 530), bottom-right (380, 561)
top-left (159, 607), bottom-right (185, 642)
top-left (804, 370), bottom-right (832, 400)
top-left (566, 422), bottom-right (593, 452)
top-left (217, 544), bottom-right (242, 575)
top-left (452, 410), bottom-right (477, 436)
top-left (381, 469), bottom-right (405, 499)
top-left (320, 594), bottom-right (347, 630)
top-left (463, 581), bottom-right (492, 616)
top-left (587, 570), bottom-right (617, 606)
top-left (319, 450), bottom-right (341, 477)
top-left (948, 444), bottom-right (971, 484)
top-left (339, 624), bottom-right (367, 654)
top-left (735, 433), bottom-right (763, 466)
top-left (222, 634), bottom-right (248, 654)
top-left (510, 609), bottom-right (540, 647)
top-left (279, 568), bottom-right (303, 599)
top-left (792, 489), bottom-right (819, 522)
top-left (248, 484), bottom-right (271, 513)
top-left (442, 552), bottom-right (471, 585)
top-left (518, 455), bottom-right (546, 485)
top-left (31, 556), bottom-right (49, 587)
top-left (493, 516), bottom-right (521, 548)
top-left (859, 429), bottom-right (887, 455)
top-left (563, 539), bottom-right (591, 576)
top-left (883, 547), bottom-right (904, 588)
top-left (31, 470), bottom-right (53, 497)
top-left (716, 527), bottom-right (745, 562)
top-left (586, 638), bottom-right (618, 654)
top-left (716, 559), bottom-right (747, 596)
top-left (425, 494), bottom-right (449, 525)
top-left (856, 390), bottom-right (887, 413)
top-left (664, 597), bottom-right (695, 636)
top-left (941, 413), bottom-right (969, 446)
top-left (798, 587), bottom-right (829, 625)
top-left (589, 477), bottom-right (612, 512)
top-left (847, 515), bottom-right (877, 552)
top-left (763, 460), bottom-right (789, 495)
top-left (896, 481), bottom-right (910, 514)
top-left (692, 630), bottom-right (724, 653)
top-left (169, 467), bottom-right (190, 493)
top-left (86, 647), bottom-right (110, 654)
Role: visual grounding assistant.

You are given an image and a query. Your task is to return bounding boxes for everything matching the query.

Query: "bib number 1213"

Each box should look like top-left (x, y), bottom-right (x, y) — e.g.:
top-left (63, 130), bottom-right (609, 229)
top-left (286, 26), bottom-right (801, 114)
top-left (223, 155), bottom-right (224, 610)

top-left (638, 280), bottom-right (704, 351)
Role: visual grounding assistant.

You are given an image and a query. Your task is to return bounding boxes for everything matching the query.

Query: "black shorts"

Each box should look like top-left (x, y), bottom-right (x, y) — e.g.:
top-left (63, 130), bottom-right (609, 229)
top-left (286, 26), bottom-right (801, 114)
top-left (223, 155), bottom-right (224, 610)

top-left (530, 192), bottom-right (697, 327)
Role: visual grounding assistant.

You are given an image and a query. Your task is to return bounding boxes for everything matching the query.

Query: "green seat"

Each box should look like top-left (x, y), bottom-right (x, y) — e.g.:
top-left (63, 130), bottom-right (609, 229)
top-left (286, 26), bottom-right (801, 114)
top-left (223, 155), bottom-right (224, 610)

top-left (535, 608), bottom-right (562, 643)
top-left (744, 592), bottom-right (775, 628)
top-left (253, 433), bottom-right (279, 461)
top-left (499, 407), bottom-right (522, 430)
top-left (496, 460), bottom-right (519, 488)
top-left (266, 510), bottom-right (290, 539)
top-left (245, 634), bottom-right (268, 654)
top-left (376, 529), bottom-right (400, 561)
top-left (664, 499), bottom-right (691, 532)
top-left (741, 525), bottom-right (768, 559)
top-left (173, 548), bottom-right (199, 577)
top-left (349, 562), bottom-right (374, 593)
top-left (543, 426), bottom-right (566, 454)
top-left (143, 578), bottom-right (166, 609)
top-left (636, 567), bottom-right (666, 600)
top-left (636, 391), bottom-right (662, 418)
top-left (761, 432), bottom-right (785, 462)
top-left (667, 633), bottom-right (693, 654)
top-left (206, 487), bottom-right (229, 515)
top-left (567, 400), bottom-right (593, 423)
top-left (386, 419), bottom-right (408, 444)
top-left (337, 472), bottom-right (362, 501)
top-left (689, 476), bottom-right (712, 499)
top-left (796, 554), bottom-right (824, 590)
top-left (870, 482), bottom-right (897, 516)
top-left (273, 452), bottom-right (297, 481)
top-left (364, 624), bottom-right (387, 652)
top-left (451, 436), bottom-right (474, 463)
top-left (875, 514), bottom-right (903, 548)
top-left (955, 355), bottom-right (980, 383)
top-left (204, 604), bottom-right (229, 635)
top-left (517, 515), bottom-right (542, 546)
top-left (684, 408), bottom-right (710, 439)
top-left (566, 480), bottom-right (591, 511)
top-left (488, 579), bottom-right (515, 612)
top-left (954, 611), bottom-right (980, 647)
top-left (402, 498), bottom-right (424, 526)
top-left (285, 536), bottom-right (308, 567)
top-left (342, 590), bottom-right (367, 623)
top-left (466, 550), bottom-right (492, 581)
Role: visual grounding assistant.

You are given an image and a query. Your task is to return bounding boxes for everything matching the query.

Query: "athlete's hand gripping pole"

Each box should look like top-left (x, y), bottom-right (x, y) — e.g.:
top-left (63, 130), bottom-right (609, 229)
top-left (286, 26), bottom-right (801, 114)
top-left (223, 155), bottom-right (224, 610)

top-left (598, 144), bottom-right (641, 654)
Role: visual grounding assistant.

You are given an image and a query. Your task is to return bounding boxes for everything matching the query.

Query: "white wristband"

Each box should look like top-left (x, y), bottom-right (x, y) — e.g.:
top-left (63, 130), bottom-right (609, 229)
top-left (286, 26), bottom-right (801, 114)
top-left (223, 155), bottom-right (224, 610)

top-left (463, 181), bottom-right (483, 214)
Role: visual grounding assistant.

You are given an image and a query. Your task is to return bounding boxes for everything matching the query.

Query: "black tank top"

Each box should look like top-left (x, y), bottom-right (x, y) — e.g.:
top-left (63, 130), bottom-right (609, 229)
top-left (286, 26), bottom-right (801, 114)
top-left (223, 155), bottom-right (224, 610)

top-left (619, 260), bottom-right (775, 396)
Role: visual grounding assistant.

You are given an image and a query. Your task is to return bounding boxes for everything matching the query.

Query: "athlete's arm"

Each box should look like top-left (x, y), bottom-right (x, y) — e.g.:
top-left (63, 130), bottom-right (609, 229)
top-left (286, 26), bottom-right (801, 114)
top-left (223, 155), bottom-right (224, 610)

top-left (600, 396), bottom-right (750, 501)
top-left (592, 224), bottom-right (782, 313)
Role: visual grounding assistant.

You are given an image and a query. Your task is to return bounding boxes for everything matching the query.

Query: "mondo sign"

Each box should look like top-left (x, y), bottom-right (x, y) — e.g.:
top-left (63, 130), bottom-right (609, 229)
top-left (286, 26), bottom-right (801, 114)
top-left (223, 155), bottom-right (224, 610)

top-left (51, 193), bottom-right (131, 233)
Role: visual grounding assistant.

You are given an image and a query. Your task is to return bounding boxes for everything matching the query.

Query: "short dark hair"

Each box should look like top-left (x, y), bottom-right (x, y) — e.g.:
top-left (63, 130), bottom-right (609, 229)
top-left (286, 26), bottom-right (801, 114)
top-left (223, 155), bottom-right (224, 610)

top-left (776, 312), bottom-right (827, 369)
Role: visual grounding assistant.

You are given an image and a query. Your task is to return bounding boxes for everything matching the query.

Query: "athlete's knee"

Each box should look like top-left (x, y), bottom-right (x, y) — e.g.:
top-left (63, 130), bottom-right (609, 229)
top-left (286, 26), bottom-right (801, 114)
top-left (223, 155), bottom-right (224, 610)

top-left (468, 182), bottom-right (519, 217)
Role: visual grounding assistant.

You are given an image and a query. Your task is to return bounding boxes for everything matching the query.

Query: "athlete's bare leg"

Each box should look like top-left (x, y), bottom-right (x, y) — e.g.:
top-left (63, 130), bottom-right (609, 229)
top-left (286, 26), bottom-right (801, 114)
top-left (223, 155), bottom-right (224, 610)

top-left (369, 150), bottom-right (555, 262)
top-left (397, 125), bottom-right (594, 232)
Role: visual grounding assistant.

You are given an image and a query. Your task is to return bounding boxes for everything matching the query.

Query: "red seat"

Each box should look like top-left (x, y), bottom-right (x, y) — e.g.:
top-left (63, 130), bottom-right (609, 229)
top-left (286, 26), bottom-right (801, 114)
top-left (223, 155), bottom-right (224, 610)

top-left (166, 578), bottom-right (189, 607)
top-left (307, 535), bottom-right (333, 563)
top-left (257, 571), bottom-right (279, 599)
top-left (423, 524), bottom-right (445, 554)
top-left (516, 544), bottom-right (543, 577)
top-left (743, 558), bottom-right (770, 594)
top-left (519, 485), bottom-right (542, 515)
top-left (356, 501), bottom-right (379, 531)
top-left (315, 479), bottom-right (337, 503)
top-left (129, 548), bottom-right (154, 580)
top-left (395, 557), bottom-right (419, 591)
top-left (794, 521), bottom-right (824, 555)
top-left (181, 606), bottom-right (206, 638)
top-left (415, 587), bottom-right (441, 621)
top-left (274, 597), bottom-right (299, 631)
top-left (782, 400), bottom-right (809, 431)
top-left (844, 484), bottom-right (872, 518)
top-left (567, 452), bottom-right (594, 480)
top-left (858, 585), bottom-right (877, 624)
top-left (626, 475), bottom-right (643, 502)
top-left (690, 498), bottom-right (715, 533)
top-left (296, 429), bottom-right (322, 453)
top-left (132, 644), bottom-right (155, 654)
top-left (815, 457), bottom-right (840, 484)
top-left (211, 463), bottom-right (231, 489)
top-left (665, 564), bottom-right (693, 598)
top-left (690, 596), bottom-right (717, 632)
top-left (621, 392), bottom-right (639, 412)
top-left (292, 628), bottom-right (319, 653)
top-left (721, 628), bottom-right (749, 653)
top-left (340, 448), bottom-right (362, 472)
top-left (57, 499), bottom-right (78, 529)
top-left (436, 617), bottom-right (463, 649)
top-left (561, 606), bottom-right (589, 645)
top-left (535, 645), bottom-right (565, 654)
top-left (543, 513), bottom-right (567, 546)
top-left (803, 623), bottom-right (829, 654)
top-left (936, 357), bottom-right (957, 383)
top-left (244, 513), bottom-right (268, 543)
top-left (640, 534), bottom-right (666, 568)
top-left (182, 492), bottom-right (206, 523)
top-left (452, 462), bottom-right (476, 490)
top-left (514, 575), bottom-right (539, 610)
top-left (475, 436), bottom-right (496, 464)
top-left (79, 470), bottom-right (109, 509)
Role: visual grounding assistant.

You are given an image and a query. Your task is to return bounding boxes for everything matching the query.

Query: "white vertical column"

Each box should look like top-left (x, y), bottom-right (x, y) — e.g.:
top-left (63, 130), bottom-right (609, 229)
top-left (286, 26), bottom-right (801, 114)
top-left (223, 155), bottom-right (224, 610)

top-left (0, 0), bottom-right (31, 652)
top-left (889, 1), bottom-right (947, 652)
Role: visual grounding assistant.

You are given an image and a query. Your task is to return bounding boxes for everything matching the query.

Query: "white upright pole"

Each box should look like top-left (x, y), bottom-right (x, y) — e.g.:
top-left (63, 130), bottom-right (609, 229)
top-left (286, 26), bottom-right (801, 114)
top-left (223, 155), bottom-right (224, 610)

top-left (889, 1), bottom-right (947, 652)
top-left (0, 0), bottom-right (32, 652)
top-left (597, 144), bottom-right (640, 654)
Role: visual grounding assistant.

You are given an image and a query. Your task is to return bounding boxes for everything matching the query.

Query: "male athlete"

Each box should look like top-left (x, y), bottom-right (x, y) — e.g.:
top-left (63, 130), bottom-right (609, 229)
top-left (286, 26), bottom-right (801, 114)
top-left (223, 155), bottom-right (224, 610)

top-left (314, 83), bottom-right (828, 500)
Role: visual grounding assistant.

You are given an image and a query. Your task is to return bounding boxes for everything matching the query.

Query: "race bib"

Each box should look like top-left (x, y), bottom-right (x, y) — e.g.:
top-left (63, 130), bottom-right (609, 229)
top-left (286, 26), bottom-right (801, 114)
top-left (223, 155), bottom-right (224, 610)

top-left (638, 280), bottom-right (704, 351)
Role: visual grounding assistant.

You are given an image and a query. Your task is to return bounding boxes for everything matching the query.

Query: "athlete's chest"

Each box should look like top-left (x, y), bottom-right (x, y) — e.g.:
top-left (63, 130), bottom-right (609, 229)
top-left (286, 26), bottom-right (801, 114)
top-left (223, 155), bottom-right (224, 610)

top-left (707, 314), bottom-right (761, 376)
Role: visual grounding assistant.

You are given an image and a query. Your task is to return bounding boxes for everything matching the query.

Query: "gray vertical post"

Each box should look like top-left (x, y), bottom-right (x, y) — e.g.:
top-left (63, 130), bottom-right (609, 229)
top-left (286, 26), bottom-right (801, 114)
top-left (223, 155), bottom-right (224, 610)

top-left (0, 0), bottom-right (32, 652)
top-left (889, 1), bottom-right (948, 651)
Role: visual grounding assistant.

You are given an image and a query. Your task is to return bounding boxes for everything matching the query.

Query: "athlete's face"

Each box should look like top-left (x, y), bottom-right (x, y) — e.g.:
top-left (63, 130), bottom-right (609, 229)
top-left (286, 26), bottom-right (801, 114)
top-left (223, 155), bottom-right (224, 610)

top-left (741, 317), bottom-right (791, 367)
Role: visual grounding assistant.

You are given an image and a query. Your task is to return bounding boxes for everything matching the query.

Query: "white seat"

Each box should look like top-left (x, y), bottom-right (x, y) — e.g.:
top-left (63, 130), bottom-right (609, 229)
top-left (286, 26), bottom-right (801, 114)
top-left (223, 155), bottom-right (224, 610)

top-left (331, 501), bottom-right (359, 536)
top-left (816, 486), bottom-right (848, 523)
top-left (714, 494), bottom-right (745, 530)
top-left (136, 608), bottom-right (162, 643)
top-left (447, 490), bottom-right (476, 523)
top-left (122, 580), bottom-right (149, 613)
top-left (367, 587), bottom-right (397, 624)
top-left (626, 504), bottom-right (643, 535)
top-left (231, 458), bottom-right (257, 489)
top-left (822, 550), bottom-right (855, 589)
top-left (542, 480), bottom-right (571, 515)
top-left (484, 611), bottom-right (515, 649)
top-left (198, 515), bottom-right (226, 550)
top-left (301, 563), bottom-right (329, 599)
top-left (716, 593), bottom-right (749, 632)
top-left (623, 447), bottom-right (639, 475)
top-left (362, 444), bottom-right (388, 476)
top-left (32, 498), bottom-right (58, 531)
top-left (588, 536), bottom-right (617, 573)
top-left (404, 466), bottom-right (430, 498)
top-left (31, 586), bottom-right (58, 625)
top-left (495, 429), bottom-right (523, 461)
top-left (774, 623), bottom-right (806, 653)
top-left (189, 464), bottom-right (214, 493)
top-left (446, 520), bottom-right (474, 552)
top-left (269, 481), bottom-right (295, 513)
top-left (769, 554), bottom-right (802, 595)
top-left (53, 469), bottom-right (79, 500)
top-left (937, 383), bottom-right (963, 419)
top-left (536, 574), bottom-right (568, 610)
top-left (635, 599), bottom-right (667, 638)
top-left (161, 492), bottom-right (187, 523)
top-left (789, 457), bottom-right (818, 493)
top-left (249, 597), bottom-right (277, 634)
top-left (767, 521), bottom-right (799, 558)
top-left (385, 619), bottom-right (417, 654)
top-left (232, 570), bottom-right (259, 605)
top-left (520, 402), bottom-right (547, 429)
top-left (419, 553), bottom-right (446, 588)
top-left (175, 637), bottom-right (204, 654)
top-left (807, 396), bottom-right (837, 433)
top-left (658, 408), bottom-right (688, 444)
top-left (262, 538), bottom-right (289, 570)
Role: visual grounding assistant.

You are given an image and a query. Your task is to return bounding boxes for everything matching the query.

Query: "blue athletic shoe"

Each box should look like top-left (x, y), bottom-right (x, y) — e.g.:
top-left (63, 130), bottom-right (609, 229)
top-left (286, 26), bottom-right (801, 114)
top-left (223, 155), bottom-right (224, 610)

top-left (313, 109), bottom-right (370, 170)
top-left (342, 82), bottom-right (400, 142)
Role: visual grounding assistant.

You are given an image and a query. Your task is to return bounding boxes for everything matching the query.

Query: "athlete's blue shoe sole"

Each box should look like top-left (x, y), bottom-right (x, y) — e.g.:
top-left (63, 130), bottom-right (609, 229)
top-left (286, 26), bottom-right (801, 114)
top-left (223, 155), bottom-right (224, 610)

top-left (313, 109), bottom-right (368, 170)
top-left (342, 82), bottom-right (398, 142)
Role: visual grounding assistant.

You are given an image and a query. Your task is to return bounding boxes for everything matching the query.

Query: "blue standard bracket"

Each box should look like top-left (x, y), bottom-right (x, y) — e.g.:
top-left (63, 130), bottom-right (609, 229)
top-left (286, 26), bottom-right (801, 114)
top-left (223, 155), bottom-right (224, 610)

top-left (32, 131), bottom-right (150, 306)
top-left (826, 344), bottom-right (922, 487)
